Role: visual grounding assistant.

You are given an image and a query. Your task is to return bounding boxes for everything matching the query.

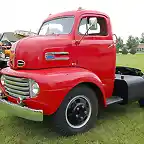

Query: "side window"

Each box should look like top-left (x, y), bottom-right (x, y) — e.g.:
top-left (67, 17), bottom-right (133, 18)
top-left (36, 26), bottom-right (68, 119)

top-left (78, 16), bottom-right (108, 36)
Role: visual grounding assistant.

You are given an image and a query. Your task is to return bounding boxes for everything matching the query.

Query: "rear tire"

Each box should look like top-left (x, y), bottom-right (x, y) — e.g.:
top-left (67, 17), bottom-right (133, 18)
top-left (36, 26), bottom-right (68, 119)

top-left (52, 85), bottom-right (99, 136)
top-left (138, 98), bottom-right (144, 107)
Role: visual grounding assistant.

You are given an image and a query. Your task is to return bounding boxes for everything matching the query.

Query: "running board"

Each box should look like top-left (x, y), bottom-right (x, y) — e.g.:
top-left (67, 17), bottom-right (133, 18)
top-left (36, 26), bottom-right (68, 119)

top-left (106, 96), bottom-right (123, 105)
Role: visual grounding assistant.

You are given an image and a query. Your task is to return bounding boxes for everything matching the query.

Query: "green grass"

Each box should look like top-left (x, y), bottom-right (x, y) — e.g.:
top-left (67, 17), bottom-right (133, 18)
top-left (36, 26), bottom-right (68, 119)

top-left (116, 53), bottom-right (144, 71)
top-left (0, 54), bottom-right (144, 144)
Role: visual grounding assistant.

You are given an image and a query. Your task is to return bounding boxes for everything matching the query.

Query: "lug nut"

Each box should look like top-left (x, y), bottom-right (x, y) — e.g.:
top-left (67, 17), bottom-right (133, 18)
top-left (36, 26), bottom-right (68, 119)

top-left (77, 107), bottom-right (79, 111)
top-left (76, 114), bottom-right (79, 118)
top-left (80, 117), bottom-right (84, 120)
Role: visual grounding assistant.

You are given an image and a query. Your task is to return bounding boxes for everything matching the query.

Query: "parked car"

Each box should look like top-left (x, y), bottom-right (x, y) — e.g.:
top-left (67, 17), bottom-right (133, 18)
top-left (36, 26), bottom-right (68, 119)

top-left (0, 31), bottom-right (37, 69)
top-left (0, 32), bottom-right (20, 68)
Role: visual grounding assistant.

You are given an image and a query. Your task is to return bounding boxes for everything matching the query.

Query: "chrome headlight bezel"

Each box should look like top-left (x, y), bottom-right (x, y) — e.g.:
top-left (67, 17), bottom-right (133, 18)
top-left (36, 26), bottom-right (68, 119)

top-left (1, 75), bottom-right (5, 85)
top-left (29, 79), bottom-right (40, 97)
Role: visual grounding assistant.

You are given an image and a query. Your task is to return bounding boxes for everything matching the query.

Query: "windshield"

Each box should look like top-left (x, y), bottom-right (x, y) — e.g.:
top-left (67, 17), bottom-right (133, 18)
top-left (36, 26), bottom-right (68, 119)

top-left (38, 16), bottom-right (74, 35)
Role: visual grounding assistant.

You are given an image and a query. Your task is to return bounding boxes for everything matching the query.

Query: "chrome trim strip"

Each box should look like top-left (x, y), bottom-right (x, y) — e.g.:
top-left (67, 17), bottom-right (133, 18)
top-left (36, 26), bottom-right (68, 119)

top-left (45, 52), bottom-right (69, 61)
top-left (53, 57), bottom-right (69, 60)
top-left (48, 52), bottom-right (69, 55)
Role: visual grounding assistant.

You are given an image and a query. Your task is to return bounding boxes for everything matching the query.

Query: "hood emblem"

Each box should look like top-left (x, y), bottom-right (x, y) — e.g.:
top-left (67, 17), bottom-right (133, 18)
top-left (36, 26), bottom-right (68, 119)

top-left (45, 51), bottom-right (69, 61)
top-left (45, 53), bottom-right (55, 60)
top-left (17, 60), bottom-right (25, 67)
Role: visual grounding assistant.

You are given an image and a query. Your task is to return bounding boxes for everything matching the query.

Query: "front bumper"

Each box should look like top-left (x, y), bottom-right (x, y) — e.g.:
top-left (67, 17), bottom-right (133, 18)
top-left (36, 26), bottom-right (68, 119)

top-left (0, 98), bottom-right (43, 121)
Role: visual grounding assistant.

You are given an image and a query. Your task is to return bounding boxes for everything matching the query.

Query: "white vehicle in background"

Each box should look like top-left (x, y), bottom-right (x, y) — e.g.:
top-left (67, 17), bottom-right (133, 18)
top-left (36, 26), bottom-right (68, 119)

top-left (14, 30), bottom-right (37, 39)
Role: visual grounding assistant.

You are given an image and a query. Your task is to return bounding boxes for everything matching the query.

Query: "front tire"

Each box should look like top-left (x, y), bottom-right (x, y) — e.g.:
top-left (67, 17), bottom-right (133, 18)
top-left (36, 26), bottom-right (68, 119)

top-left (53, 85), bottom-right (99, 136)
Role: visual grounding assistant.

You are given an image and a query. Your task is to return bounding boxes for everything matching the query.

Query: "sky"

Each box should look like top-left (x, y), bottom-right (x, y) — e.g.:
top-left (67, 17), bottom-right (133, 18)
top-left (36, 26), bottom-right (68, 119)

top-left (0, 0), bottom-right (144, 42)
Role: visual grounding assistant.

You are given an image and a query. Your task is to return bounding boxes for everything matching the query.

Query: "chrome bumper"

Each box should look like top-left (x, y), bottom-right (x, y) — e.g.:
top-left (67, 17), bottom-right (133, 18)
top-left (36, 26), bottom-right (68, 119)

top-left (0, 57), bottom-right (9, 61)
top-left (0, 98), bottom-right (43, 121)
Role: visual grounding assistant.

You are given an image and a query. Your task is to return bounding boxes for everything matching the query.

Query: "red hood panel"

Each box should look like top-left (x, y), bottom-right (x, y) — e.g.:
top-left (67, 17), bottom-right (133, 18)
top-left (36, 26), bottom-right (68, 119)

top-left (13, 35), bottom-right (72, 69)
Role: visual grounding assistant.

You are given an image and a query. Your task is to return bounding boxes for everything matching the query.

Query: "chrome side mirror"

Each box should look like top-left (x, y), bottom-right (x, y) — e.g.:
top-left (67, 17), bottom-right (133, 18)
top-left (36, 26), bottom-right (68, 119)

top-left (113, 34), bottom-right (118, 44)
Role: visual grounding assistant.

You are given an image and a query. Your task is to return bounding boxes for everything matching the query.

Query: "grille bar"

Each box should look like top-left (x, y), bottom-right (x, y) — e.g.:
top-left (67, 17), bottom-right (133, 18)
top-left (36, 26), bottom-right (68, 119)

top-left (3, 74), bottom-right (30, 98)
top-left (5, 79), bottom-right (29, 87)
top-left (5, 90), bottom-right (27, 99)
top-left (5, 83), bottom-right (29, 91)
top-left (5, 75), bottom-right (28, 83)
top-left (5, 86), bottom-right (29, 96)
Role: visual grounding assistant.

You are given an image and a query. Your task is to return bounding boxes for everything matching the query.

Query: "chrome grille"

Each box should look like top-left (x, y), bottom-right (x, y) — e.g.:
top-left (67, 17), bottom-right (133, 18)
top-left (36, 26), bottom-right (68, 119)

top-left (3, 74), bottom-right (30, 98)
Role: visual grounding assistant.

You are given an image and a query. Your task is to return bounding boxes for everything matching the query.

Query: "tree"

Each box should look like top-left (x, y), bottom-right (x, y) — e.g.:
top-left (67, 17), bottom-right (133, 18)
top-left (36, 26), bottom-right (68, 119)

top-left (121, 45), bottom-right (128, 55)
top-left (140, 33), bottom-right (144, 43)
top-left (129, 48), bottom-right (137, 54)
top-left (126, 35), bottom-right (139, 50)
top-left (116, 37), bottom-right (124, 53)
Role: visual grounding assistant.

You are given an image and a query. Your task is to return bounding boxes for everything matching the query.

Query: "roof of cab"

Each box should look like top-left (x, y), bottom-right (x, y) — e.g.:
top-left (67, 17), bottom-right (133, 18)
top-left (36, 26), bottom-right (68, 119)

top-left (43, 9), bottom-right (109, 23)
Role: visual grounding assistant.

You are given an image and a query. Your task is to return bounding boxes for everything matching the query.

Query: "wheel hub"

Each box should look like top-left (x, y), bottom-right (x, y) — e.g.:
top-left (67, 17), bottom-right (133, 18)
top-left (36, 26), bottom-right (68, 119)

top-left (74, 103), bottom-right (88, 120)
top-left (65, 95), bottom-right (92, 129)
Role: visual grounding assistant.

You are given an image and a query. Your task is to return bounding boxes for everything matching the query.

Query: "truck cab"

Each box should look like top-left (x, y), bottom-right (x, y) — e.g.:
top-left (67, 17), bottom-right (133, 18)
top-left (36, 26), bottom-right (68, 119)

top-left (0, 8), bottom-right (144, 136)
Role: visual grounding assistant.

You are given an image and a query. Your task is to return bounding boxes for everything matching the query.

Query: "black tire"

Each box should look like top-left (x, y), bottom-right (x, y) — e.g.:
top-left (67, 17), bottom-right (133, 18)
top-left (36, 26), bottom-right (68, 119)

top-left (52, 85), bottom-right (99, 136)
top-left (0, 61), bottom-right (7, 69)
top-left (138, 98), bottom-right (144, 107)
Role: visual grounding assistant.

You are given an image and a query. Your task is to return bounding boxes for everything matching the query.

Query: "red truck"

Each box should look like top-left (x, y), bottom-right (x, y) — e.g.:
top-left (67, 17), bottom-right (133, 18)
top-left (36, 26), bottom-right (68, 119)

top-left (0, 8), bottom-right (144, 136)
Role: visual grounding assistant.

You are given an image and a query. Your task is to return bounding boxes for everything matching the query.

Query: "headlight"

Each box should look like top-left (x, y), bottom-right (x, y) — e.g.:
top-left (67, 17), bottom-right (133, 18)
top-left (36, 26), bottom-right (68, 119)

top-left (29, 79), bottom-right (40, 97)
top-left (1, 75), bottom-right (5, 85)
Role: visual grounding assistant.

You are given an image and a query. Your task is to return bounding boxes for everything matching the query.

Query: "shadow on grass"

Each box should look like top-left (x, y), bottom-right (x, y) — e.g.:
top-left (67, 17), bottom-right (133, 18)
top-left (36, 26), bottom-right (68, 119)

top-left (11, 116), bottom-right (60, 139)
top-left (3, 102), bottom-right (140, 140)
top-left (98, 102), bottom-right (140, 121)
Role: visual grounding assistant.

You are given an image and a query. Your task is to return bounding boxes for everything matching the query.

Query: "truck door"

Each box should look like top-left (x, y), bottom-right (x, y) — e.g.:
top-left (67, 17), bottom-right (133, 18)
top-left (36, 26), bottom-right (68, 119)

top-left (73, 13), bottom-right (116, 98)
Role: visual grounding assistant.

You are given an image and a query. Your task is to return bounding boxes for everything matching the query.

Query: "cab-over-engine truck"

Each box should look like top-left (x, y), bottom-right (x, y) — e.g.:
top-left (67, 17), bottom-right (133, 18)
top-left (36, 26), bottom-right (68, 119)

top-left (0, 8), bottom-right (144, 136)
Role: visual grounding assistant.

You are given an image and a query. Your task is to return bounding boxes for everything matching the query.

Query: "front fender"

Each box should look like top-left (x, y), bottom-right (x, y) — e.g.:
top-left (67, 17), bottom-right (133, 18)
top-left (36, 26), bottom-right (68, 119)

top-left (1, 67), bottom-right (106, 115)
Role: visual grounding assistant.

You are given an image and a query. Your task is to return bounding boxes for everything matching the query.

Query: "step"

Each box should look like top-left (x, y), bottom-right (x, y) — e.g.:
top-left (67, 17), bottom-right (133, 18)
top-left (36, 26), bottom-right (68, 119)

top-left (106, 96), bottom-right (123, 105)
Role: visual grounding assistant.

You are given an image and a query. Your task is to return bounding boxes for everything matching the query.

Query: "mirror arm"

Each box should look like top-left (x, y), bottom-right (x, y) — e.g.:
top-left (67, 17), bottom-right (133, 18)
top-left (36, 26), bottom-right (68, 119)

top-left (108, 34), bottom-right (118, 48)
top-left (113, 34), bottom-right (118, 44)
top-left (75, 25), bottom-right (93, 46)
